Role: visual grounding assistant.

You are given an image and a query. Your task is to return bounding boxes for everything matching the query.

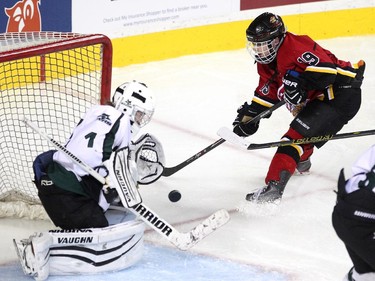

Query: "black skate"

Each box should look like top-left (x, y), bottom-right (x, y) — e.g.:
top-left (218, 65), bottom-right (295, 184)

top-left (246, 181), bottom-right (283, 204)
top-left (295, 158), bottom-right (311, 175)
top-left (246, 170), bottom-right (291, 204)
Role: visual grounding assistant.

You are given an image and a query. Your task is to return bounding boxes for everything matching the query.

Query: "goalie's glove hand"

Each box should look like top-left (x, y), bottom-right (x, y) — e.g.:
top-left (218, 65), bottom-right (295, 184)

top-left (103, 186), bottom-right (119, 204)
top-left (283, 70), bottom-right (307, 106)
top-left (232, 102), bottom-right (259, 137)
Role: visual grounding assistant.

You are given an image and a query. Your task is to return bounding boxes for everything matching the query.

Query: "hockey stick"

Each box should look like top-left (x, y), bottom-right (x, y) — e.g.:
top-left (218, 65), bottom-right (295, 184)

top-left (217, 126), bottom-right (375, 150)
top-left (23, 118), bottom-right (230, 251)
top-left (162, 100), bottom-right (286, 177)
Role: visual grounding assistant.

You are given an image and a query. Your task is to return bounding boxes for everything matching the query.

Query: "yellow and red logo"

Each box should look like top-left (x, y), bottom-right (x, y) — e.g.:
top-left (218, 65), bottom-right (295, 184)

top-left (5, 0), bottom-right (41, 32)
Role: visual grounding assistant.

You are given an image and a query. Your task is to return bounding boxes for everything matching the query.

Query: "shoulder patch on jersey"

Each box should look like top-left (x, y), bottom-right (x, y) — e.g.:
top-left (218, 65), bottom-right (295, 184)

top-left (97, 113), bottom-right (112, 125)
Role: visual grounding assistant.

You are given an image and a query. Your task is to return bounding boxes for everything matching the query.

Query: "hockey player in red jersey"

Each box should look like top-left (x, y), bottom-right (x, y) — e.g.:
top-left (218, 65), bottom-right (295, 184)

top-left (232, 12), bottom-right (365, 203)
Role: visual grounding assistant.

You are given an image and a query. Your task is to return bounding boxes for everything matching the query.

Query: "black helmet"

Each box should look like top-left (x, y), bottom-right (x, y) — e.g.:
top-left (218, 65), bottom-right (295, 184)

top-left (246, 12), bottom-right (286, 64)
top-left (246, 12), bottom-right (286, 43)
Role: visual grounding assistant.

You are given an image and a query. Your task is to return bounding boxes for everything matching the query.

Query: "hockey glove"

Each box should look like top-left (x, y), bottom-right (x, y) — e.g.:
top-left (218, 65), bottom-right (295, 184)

top-left (232, 102), bottom-right (259, 137)
top-left (283, 70), bottom-right (307, 106)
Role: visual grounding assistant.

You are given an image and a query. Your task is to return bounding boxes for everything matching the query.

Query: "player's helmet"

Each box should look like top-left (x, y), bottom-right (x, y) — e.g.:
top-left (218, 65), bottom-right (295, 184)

top-left (246, 12), bottom-right (286, 64)
top-left (112, 81), bottom-right (155, 134)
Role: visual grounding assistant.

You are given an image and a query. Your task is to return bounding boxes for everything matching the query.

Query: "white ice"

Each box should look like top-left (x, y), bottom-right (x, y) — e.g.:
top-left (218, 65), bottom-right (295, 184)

top-left (1, 35), bottom-right (374, 281)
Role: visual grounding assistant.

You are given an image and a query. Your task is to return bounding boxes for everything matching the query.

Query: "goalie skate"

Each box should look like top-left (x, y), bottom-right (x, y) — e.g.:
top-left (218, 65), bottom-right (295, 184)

top-left (13, 238), bottom-right (36, 277)
top-left (13, 233), bottom-right (51, 281)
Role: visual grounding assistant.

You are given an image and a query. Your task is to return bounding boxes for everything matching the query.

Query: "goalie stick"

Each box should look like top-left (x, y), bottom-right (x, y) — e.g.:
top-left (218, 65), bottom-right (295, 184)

top-left (23, 118), bottom-right (230, 251)
top-left (217, 126), bottom-right (375, 150)
top-left (162, 100), bottom-right (286, 177)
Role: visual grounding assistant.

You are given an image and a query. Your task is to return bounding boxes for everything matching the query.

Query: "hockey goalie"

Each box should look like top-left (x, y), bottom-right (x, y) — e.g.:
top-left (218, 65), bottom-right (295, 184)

top-left (13, 81), bottom-right (166, 280)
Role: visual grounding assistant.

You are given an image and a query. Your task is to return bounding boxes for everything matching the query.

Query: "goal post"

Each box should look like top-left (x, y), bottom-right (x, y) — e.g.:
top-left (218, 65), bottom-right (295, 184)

top-left (0, 32), bottom-right (113, 219)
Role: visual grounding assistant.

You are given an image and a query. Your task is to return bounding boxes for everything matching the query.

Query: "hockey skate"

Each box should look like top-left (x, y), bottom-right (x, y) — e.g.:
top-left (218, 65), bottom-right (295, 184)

top-left (246, 171), bottom-right (291, 204)
top-left (246, 181), bottom-right (283, 204)
top-left (295, 158), bottom-right (311, 175)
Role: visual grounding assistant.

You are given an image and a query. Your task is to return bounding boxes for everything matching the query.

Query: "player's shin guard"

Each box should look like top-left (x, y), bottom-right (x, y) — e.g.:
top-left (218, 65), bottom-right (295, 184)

top-left (265, 152), bottom-right (297, 184)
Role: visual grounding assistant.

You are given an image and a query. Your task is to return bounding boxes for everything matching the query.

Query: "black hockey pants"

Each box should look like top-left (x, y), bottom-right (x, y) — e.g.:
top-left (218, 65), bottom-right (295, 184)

top-left (33, 150), bottom-right (109, 229)
top-left (332, 170), bottom-right (375, 274)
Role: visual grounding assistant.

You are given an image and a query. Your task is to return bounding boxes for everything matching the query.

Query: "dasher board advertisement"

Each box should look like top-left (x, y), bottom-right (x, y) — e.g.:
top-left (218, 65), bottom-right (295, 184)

top-left (72, 0), bottom-right (235, 38)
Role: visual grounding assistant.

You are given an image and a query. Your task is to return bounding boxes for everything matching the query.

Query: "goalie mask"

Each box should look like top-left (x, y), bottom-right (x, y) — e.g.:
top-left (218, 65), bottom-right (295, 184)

top-left (246, 12), bottom-right (286, 64)
top-left (112, 81), bottom-right (155, 134)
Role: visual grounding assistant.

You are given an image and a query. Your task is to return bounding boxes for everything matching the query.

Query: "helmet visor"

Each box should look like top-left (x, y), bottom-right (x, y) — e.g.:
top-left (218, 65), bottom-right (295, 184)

top-left (133, 106), bottom-right (154, 128)
top-left (247, 38), bottom-right (279, 64)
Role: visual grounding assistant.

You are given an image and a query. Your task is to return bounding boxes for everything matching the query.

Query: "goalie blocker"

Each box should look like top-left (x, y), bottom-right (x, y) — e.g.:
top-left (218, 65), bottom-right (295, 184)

top-left (103, 133), bottom-right (166, 207)
top-left (14, 218), bottom-right (145, 281)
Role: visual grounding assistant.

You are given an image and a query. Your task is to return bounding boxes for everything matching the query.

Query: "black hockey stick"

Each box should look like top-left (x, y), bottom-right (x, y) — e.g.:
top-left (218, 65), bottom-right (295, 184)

top-left (162, 100), bottom-right (286, 177)
top-left (218, 127), bottom-right (375, 150)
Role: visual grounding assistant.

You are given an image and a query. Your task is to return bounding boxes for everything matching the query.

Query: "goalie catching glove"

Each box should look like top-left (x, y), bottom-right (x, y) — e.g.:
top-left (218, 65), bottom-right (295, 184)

top-left (130, 133), bottom-right (165, 185)
top-left (102, 133), bottom-right (165, 207)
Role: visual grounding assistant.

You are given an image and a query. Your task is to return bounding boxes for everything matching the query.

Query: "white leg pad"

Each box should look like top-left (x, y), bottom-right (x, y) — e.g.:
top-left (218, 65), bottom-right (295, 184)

top-left (14, 220), bottom-right (145, 278)
top-left (48, 220), bottom-right (145, 276)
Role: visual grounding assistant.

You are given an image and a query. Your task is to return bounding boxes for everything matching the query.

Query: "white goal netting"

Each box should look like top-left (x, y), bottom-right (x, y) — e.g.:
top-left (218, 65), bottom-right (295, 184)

top-left (0, 32), bottom-right (112, 219)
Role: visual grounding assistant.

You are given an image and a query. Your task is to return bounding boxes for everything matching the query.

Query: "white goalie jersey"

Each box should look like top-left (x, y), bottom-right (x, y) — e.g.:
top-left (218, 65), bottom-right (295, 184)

top-left (52, 104), bottom-right (132, 178)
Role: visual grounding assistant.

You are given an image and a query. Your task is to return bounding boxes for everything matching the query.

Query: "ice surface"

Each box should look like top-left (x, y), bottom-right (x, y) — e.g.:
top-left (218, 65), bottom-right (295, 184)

top-left (1, 35), bottom-right (374, 281)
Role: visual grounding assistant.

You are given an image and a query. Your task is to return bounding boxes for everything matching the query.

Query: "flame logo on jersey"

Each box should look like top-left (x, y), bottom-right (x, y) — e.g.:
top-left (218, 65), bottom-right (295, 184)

top-left (5, 0), bottom-right (41, 32)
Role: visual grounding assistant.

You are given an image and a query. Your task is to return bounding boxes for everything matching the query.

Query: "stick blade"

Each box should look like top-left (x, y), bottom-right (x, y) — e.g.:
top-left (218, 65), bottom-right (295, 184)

top-left (175, 209), bottom-right (230, 250)
top-left (217, 127), bottom-right (250, 149)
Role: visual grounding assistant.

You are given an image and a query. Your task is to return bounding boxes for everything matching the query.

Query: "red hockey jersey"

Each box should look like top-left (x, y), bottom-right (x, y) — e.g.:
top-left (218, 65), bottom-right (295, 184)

top-left (252, 32), bottom-right (362, 113)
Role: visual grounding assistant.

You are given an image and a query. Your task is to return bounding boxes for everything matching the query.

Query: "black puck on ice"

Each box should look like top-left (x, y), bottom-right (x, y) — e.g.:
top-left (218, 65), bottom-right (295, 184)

top-left (168, 190), bottom-right (181, 202)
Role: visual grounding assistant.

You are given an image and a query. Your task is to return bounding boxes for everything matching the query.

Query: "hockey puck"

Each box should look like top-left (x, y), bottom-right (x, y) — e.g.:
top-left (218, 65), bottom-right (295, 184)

top-left (168, 190), bottom-right (181, 202)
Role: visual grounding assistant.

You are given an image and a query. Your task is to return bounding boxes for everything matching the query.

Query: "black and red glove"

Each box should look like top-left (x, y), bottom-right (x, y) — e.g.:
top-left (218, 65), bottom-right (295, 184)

top-left (283, 70), bottom-right (307, 106)
top-left (232, 102), bottom-right (259, 137)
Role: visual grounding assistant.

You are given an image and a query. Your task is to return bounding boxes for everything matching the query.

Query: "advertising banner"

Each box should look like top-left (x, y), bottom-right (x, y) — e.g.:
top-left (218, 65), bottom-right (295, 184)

top-left (72, 0), bottom-right (236, 38)
top-left (0, 0), bottom-right (71, 33)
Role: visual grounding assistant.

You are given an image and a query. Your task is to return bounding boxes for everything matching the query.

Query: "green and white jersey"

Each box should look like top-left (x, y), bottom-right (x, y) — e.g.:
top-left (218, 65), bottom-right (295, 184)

top-left (53, 104), bottom-right (132, 178)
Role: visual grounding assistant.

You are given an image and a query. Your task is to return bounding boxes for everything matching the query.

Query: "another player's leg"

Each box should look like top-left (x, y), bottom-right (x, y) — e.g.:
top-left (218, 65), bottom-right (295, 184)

top-left (295, 144), bottom-right (313, 175)
top-left (246, 128), bottom-right (305, 204)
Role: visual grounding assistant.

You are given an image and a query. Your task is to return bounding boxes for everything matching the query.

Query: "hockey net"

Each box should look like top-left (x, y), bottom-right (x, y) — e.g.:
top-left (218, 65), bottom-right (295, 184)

top-left (0, 32), bottom-right (112, 220)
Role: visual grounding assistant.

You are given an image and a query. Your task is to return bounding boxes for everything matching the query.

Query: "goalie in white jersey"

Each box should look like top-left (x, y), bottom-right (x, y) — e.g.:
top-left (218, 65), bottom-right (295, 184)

top-left (14, 81), bottom-right (166, 280)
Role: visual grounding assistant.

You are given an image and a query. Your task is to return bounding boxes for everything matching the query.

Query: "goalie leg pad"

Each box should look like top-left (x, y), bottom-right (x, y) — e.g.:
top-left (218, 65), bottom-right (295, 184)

top-left (48, 220), bottom-right (145, 275)
top-left (15, 220), bottom-right (145, 278)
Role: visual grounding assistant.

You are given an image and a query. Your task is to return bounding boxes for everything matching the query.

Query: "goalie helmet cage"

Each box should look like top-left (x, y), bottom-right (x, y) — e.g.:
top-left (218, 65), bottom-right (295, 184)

top-left (0, 32), bottom-right (112, 219)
